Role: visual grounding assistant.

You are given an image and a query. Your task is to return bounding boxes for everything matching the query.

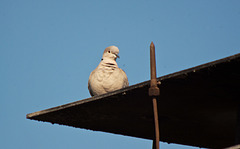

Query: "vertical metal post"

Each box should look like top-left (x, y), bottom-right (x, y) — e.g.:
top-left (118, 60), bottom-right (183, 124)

top-left (149, 42), bottom-right (160, 149)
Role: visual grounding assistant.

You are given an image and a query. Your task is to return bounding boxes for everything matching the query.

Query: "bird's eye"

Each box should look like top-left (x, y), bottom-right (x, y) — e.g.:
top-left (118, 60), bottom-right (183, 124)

top-left (108, 51), bottom-right (110, 53)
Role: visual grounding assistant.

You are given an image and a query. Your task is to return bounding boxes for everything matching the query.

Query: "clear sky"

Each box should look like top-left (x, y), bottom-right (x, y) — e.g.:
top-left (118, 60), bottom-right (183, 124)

top-left (1, 0), bottom-right (240, 149)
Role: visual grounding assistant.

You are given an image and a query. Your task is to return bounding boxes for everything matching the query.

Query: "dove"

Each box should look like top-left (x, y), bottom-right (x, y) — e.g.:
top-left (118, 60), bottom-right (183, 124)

top-left (88, 46), bottom-right (129, 96)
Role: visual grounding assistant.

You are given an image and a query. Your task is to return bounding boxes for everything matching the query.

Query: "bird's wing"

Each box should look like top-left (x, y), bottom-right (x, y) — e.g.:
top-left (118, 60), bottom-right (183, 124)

top-left (88, 67), bottom-right (107, 96)
top-left (119, 68), bottom-right (129, 87)
top-left (88, 71), bottom-right (95, 96)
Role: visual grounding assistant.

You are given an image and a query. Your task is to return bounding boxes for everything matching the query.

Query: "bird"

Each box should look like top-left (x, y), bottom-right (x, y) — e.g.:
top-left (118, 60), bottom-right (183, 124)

top-left (88, 46), bottom-right (129, 96)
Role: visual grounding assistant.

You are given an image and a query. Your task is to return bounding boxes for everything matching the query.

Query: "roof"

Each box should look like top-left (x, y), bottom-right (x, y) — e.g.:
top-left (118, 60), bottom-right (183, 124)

top-left (27, 53), bottom-right (240, 148)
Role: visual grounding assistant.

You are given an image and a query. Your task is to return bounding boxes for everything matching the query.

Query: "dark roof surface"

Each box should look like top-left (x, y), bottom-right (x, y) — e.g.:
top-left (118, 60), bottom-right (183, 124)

top-left (27, 53), bottom-right (240, 149)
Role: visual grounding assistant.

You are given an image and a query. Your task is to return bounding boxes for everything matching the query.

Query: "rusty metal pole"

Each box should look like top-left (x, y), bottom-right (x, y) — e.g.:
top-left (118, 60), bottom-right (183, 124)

top-left (149, 42), bottom-right (160, 149)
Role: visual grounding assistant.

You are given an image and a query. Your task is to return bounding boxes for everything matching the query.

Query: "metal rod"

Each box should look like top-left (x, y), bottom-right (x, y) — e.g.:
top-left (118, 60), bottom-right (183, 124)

top-left (152, 97), bottom-right (160, 149)
top-left (150, 42), bottom-right (157, 83)
top-left (149, 42), bottom-right (160, 149)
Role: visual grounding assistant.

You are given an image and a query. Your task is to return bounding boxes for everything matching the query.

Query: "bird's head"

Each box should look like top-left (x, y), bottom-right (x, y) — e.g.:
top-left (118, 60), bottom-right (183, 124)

top-left (102, 46), bottom-right (120, 61)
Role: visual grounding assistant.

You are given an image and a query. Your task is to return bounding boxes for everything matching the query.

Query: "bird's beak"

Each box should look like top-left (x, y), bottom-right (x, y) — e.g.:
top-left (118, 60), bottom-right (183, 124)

top-left (115, 54), bottom-right (120, 58)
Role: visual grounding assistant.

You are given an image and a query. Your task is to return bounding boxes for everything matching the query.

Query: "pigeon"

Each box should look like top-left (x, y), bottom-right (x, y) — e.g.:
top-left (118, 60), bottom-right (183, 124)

top-left (88, 46), bottom-right (129, 96)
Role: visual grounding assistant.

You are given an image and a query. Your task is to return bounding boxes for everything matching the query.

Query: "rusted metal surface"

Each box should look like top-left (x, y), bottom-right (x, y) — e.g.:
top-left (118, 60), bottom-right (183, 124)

top-left (27, 53), bottom-right (240, 148)
top-left (152, 98), bottom-right (159, 149)
top-left (149, 42), bottom-right (160, 149)
top-left (149, 42), bottom-right (160, 97)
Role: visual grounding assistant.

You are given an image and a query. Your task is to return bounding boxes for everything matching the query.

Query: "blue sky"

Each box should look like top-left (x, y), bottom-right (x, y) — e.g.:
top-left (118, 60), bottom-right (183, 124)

top-left (1, 0), bottom-right (240, 149)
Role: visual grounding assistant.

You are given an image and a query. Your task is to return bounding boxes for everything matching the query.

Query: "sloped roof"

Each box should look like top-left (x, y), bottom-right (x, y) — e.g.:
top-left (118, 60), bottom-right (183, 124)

top-left (27, 53), bottom-right (240, 148)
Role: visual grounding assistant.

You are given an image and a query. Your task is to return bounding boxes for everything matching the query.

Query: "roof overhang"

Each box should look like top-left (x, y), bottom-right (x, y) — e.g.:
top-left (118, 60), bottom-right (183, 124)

top-left (27, 53), bottom-right (240, 148)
